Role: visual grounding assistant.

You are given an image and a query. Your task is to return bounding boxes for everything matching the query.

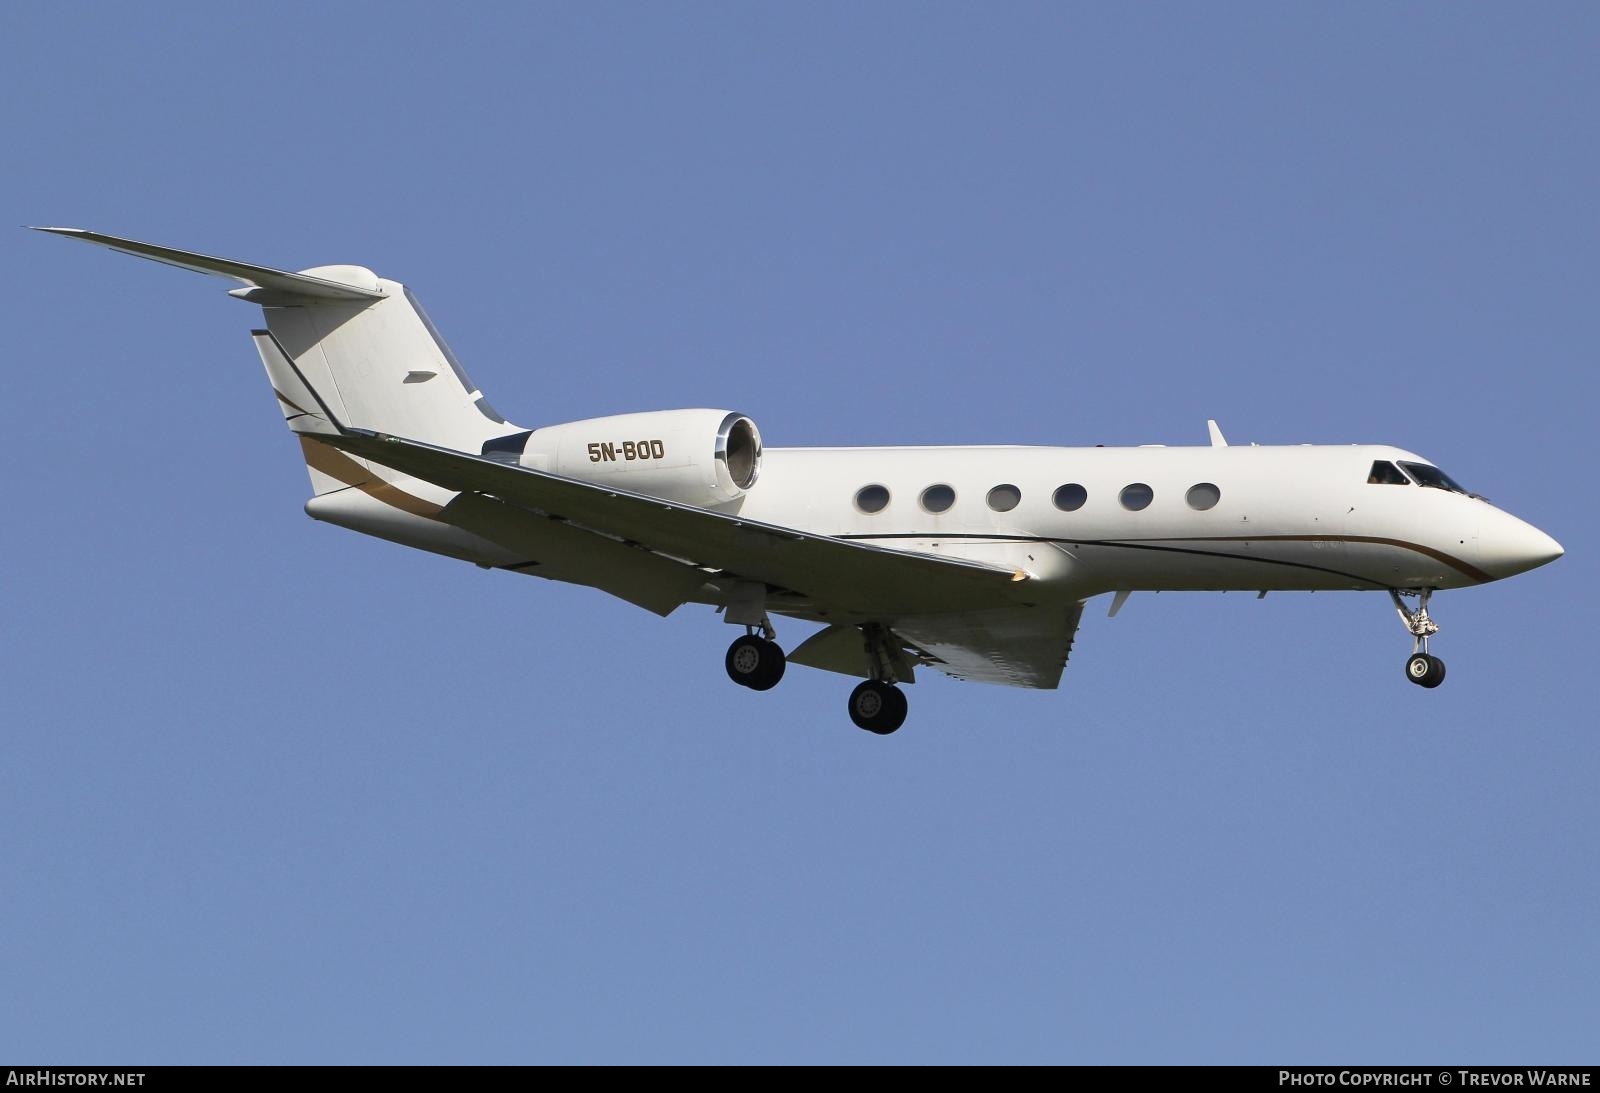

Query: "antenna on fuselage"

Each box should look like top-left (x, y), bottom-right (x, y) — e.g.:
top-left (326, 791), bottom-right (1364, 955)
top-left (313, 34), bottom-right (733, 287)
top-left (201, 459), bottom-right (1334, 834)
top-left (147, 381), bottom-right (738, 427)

top-left (1206, 419), bottom-right (1228, 447)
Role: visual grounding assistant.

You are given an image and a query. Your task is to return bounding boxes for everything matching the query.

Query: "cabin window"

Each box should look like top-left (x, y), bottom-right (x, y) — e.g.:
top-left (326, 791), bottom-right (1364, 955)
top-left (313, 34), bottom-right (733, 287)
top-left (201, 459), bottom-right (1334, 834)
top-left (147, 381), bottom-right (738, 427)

top-left (1186, 482), bottom-right (1221, 510)
top-left (987, 484), bottom-right (1021, 512)
top-left (855, 484), bottom-right (890, 514)
top-left (1119, 483), bottom-right (1154, 511)
top-left (920, 484), bottom-right (956, 514)
top-left (1367, 460), bottom-right (1409, 485)
top-left (1398, 461), bottom-right (1469, 495)
top-left (1053, 483), bottom-right (1088, 511)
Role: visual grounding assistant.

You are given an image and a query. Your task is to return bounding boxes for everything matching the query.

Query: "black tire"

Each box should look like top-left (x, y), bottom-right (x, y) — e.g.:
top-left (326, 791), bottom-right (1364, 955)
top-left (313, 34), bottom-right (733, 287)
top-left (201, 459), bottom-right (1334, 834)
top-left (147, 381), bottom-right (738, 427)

top-left (1421, 654), bottom-right (1446, 689)
top-left (848, 680), bottom-right (907, 734)
top-left (1406, 652), bottom-right (1446, 689)
top-left (754, 639), bottom-right (786, 690)
top-left (1406, 653), bottom-right (1433, 687)
top-left (880, 685), bottom-right (908, 734)
top-left (726, 635), bottom-right (785, 690)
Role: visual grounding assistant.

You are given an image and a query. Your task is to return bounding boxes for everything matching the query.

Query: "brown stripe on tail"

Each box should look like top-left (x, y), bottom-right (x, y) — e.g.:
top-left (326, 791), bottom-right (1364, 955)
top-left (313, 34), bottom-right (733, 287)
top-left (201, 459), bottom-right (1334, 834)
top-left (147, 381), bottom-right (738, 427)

top-left (271, 386), bottom-right (311, 417)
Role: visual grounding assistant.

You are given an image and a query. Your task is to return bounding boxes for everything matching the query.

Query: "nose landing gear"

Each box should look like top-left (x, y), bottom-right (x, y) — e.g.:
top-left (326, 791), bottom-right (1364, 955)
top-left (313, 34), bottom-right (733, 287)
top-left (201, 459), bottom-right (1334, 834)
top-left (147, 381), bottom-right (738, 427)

top-left (1391, 589), bottom-right (1446, 688)
top-left (1406, 651), bottom-right (1446, 688)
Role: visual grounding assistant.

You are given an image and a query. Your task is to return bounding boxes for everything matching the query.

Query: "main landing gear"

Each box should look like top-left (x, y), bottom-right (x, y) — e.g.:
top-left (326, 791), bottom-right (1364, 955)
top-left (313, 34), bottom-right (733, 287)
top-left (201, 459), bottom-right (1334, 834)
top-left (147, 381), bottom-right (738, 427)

top-left (850, 622), bottom-right (909, 734)
top-left (722, 621), bottom-right (911, 734)
top-left (725, 631), bottom-right (786, 691)
top-left (848, 679), bottom-right (908, 735)
top-left (1391, 589), bottom-right (1446, 689)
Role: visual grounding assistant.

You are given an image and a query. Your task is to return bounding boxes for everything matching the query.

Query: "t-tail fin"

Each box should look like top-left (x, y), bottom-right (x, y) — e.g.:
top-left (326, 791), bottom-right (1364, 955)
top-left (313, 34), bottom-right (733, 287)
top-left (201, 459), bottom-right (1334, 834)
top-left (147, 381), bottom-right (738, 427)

top-left (256, 278), bottom-right (515, 452)
top-left (35, 227), bottom-right (524, 497)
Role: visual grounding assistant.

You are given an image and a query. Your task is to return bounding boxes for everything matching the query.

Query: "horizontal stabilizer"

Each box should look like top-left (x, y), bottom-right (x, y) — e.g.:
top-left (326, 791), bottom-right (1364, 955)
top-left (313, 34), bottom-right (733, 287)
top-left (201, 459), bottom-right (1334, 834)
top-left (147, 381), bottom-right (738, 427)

top-left (31, 227), bottom-right (386, 302)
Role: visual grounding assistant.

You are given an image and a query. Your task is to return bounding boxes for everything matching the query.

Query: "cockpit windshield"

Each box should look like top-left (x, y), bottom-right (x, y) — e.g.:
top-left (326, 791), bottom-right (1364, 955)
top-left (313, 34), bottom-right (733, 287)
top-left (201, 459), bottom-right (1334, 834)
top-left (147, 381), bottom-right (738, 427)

top-left (1398, 461), bottom-right (1469, 495)
top-left (1367, 460), bottom-right (1410, 485)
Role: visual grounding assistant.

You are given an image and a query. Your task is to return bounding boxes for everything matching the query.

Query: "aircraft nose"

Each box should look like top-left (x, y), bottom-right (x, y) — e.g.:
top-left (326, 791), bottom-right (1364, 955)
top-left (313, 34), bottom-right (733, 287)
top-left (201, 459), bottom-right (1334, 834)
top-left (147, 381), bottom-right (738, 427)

top-left (1477, 508), bottom-right (1563, 580)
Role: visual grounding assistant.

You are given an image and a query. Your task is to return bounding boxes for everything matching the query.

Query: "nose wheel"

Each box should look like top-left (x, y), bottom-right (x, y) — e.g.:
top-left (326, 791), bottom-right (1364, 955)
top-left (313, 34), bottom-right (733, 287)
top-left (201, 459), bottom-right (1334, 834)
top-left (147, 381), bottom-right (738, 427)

top-left (1391, 589), bottom-right (1446, 689)
top-left (1406, 652), bottom-right (1447, 688)
top-left (725, 633), bottom-right (786, 691)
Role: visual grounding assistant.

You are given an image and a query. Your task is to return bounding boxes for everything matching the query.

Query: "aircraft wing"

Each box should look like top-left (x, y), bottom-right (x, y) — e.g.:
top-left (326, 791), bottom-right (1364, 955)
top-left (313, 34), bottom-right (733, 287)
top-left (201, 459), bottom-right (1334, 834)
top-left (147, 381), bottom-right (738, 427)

top-left (314, 429), bottom-right (1034, 618)
top-left (892, 603), bottom-right (1086, 688)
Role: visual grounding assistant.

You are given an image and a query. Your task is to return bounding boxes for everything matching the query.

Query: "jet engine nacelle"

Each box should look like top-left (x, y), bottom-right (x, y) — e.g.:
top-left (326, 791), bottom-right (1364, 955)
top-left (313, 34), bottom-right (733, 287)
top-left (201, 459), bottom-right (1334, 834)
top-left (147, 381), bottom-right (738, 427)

top-left (518, 409), bottom-right (762, 505)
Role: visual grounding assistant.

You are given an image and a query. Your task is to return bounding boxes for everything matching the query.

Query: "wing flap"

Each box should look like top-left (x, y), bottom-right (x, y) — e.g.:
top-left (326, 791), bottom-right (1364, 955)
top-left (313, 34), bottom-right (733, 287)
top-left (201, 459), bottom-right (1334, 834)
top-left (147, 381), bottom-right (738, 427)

top-left (441, 492), bottom-right (709, 617)
top-left (895, 603), bottom-right (1086, 689)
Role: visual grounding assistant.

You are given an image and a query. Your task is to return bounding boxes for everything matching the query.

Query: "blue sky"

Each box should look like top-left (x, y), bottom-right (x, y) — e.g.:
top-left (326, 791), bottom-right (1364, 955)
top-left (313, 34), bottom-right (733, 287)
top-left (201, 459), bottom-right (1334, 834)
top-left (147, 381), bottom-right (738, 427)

top-left (2, 3), bottom-right (1595, 1064)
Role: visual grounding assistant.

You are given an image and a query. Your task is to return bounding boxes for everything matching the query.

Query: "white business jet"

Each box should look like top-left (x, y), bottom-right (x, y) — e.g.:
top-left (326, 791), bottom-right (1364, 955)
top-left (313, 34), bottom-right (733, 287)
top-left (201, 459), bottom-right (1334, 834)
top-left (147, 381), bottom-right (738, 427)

top-left (39, 229), bottom-right (1564, 734)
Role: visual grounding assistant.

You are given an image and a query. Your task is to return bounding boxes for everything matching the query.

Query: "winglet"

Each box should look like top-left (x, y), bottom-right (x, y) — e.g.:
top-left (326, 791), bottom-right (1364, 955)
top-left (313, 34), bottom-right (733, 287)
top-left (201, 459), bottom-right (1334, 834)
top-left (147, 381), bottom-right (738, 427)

top-left (1207, 419), bottom-right (1228, 447)
top-left (31, 227), bottom-right (386, 303)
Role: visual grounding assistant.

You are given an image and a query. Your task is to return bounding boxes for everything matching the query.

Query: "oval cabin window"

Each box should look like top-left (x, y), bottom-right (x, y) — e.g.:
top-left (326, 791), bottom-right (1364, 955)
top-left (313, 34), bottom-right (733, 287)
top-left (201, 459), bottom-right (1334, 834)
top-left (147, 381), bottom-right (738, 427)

top-left (1186, 483), bottom-right (1221, 510)
top-left (920, 484), bottom-right (956, 514)
top-left (987, 484), bottom-right (1021, 512)
top-left (1053, 483), bottom-right (1088, 511)
top-left (855, 484), bottom-right (890, 514)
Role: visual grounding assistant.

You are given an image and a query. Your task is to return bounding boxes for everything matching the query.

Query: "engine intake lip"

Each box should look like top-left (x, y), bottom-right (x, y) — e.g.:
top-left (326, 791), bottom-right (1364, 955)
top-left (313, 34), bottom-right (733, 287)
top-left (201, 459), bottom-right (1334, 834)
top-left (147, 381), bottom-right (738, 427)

top-left (715, 412), bottom-right (762, 491)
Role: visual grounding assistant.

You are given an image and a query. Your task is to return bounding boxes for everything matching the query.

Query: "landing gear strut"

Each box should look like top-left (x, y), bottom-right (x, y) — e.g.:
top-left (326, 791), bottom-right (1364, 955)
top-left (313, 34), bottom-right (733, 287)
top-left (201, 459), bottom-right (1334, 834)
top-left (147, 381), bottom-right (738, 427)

top-left (725, 630), bottom-right (786, 691)
top-left (849, 623), bottom-right (910, 734)
top-left (1391, 589), bottom-right (1446, 689)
